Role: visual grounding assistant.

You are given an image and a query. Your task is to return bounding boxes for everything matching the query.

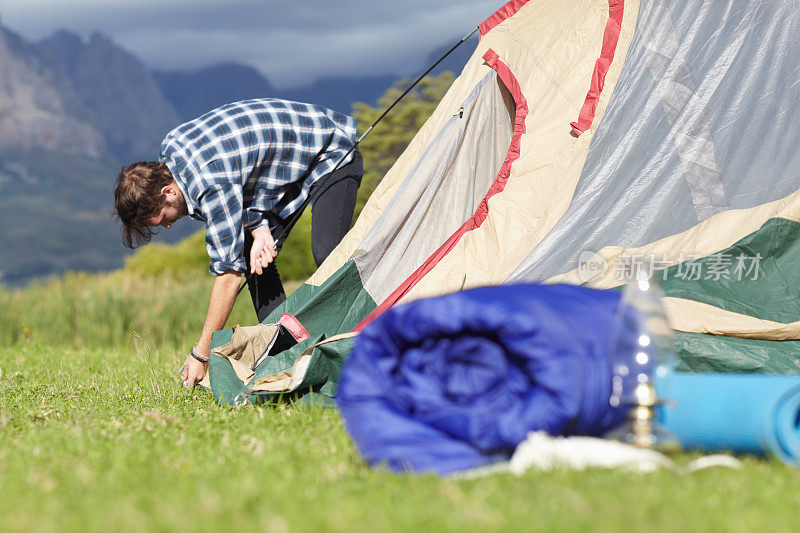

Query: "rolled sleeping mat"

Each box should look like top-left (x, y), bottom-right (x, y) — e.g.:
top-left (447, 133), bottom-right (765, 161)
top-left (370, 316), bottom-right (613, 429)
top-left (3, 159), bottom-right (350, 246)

top-left (656, 373), bottom-right (800, 464)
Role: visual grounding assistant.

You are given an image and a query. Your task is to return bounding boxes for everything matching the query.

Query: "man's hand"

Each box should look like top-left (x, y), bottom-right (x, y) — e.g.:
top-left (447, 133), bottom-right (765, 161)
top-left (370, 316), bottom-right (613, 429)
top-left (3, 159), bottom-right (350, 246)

top-left (250, 225), bottom-right (277, 275)
top-left (183, 271), bottom-right (240, 392)
top-left (181, 352), bottom-right (208, 388)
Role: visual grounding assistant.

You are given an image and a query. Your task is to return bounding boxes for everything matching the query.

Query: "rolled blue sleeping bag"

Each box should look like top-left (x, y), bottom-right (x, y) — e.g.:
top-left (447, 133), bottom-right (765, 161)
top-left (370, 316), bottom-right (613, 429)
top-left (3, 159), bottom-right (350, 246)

top-left (337, 283), bottom-right (628, 475)
top-left (657, 373), bottom-right (800, 464)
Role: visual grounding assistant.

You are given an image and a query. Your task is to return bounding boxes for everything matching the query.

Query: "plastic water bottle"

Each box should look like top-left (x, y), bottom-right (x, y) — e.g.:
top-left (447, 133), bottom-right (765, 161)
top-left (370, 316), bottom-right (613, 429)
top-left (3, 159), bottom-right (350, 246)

top-left (606, 261), bottom-right (680, 451)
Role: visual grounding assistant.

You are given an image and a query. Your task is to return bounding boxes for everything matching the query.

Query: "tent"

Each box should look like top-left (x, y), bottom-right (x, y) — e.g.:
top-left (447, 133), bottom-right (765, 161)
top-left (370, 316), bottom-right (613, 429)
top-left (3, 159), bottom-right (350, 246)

top-left (207, 0), bottom-right (800, 405)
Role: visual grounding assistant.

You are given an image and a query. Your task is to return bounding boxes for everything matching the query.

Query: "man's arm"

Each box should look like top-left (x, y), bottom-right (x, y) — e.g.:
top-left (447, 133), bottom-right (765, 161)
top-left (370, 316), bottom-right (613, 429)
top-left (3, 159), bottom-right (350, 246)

top-left (182, 223), bottom-right (278, 387)
top-left (182, 182), bottom-right (277, 387)
top-left (181, 270), bottom-right (242, 387)
top-left (181, 180), bottom-right (245, 387)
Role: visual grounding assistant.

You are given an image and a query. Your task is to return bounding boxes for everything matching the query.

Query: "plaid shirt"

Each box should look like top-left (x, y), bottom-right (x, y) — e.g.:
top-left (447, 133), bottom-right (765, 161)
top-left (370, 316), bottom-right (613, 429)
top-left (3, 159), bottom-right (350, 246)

top-left (160, 98), bottom-right (357, 275)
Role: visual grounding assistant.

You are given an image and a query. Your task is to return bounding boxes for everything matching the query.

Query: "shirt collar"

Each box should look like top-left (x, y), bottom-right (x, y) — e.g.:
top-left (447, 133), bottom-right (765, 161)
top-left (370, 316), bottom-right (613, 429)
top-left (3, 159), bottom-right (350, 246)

top-left (162, 155), bottom-right (201, 220)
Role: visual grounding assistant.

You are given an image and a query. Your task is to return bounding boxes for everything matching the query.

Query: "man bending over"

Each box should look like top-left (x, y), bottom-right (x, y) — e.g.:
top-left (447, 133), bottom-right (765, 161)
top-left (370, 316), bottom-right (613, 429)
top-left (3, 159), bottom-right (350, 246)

top-left (113, 98), bottom-right (362, 387)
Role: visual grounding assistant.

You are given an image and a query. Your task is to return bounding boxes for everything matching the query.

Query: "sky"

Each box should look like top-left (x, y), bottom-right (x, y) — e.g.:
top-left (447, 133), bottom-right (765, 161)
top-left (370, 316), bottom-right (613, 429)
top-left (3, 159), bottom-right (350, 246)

top-left (0, 0), bottom-right (502, 88)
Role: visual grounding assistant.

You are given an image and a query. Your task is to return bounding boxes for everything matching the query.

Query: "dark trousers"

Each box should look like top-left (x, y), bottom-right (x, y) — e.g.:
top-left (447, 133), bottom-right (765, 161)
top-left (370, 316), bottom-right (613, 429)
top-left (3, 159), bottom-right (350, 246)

top-left (244, 149), bottom-right (363, 322)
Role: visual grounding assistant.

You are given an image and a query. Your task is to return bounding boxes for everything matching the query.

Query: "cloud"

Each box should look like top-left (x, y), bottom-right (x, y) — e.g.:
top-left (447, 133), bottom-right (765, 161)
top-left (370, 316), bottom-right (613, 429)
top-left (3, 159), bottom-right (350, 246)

top-left (0, 0), bottom-right (500, 87)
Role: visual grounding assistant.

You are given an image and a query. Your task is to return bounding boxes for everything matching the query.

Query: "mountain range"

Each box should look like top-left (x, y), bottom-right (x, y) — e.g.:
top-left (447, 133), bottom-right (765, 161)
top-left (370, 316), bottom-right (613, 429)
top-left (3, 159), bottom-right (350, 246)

top-left (0, 19), bottom-right (475, 285)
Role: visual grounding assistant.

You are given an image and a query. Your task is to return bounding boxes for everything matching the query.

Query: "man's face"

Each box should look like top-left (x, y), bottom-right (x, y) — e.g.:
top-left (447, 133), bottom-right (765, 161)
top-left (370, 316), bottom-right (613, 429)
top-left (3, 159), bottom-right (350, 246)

top-left (146, 198), bottom-right (186, 229)
top-left (145, 182), bottom-right (187, 229)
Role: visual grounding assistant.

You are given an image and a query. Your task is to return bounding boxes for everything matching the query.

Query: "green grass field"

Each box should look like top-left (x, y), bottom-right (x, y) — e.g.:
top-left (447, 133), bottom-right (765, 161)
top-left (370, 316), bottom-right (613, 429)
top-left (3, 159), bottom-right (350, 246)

top-left (2, 270), bottom-right (800, 532)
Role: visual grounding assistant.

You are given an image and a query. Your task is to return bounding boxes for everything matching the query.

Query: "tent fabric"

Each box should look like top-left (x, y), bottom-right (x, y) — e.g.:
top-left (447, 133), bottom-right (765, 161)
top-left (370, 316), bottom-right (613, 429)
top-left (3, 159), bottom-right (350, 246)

top-left (478, 0), bottom-right (528, 38)
top-left (509, 0), bottom-right (800, 362)
top-left (307, 0), bottom-right (640, 292)
top-left (336, 283), bottom-right (627, 474)
top-left (210, 0), bottom-right (644, 403)
top-left (209, 0), bottom-right (800, 404)
top-left (570, 0), bottom-right (626, 136)
top-left (354, 67), bottom-right (516, 315)
top-left (211, 324), bottom-right (282, 369)
top-left (388, 0), bottom-right (641, 304)
top-left (509, 0), bottom-right (800, 285)
top-left (209, 332), bottom-right (358, 406)
top-left (355, 49), bottom-right (526, 331)
top-left (676, 333), bottom-right (800, 374)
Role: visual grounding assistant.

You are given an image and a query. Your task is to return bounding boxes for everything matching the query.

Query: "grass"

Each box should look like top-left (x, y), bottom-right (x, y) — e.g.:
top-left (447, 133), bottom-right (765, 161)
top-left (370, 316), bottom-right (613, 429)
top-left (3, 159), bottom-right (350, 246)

top-left (3, 344), bottom-right (800, 532)
top-left (2, 271), bottom-right (800, 531)
top-left (0, 270), bottom-right (300, 349)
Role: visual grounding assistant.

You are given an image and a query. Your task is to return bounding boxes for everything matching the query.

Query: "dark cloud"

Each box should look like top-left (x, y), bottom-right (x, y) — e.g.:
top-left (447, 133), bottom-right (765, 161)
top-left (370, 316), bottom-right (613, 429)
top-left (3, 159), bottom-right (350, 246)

top-left (0, 0), bottom-right (500, 87)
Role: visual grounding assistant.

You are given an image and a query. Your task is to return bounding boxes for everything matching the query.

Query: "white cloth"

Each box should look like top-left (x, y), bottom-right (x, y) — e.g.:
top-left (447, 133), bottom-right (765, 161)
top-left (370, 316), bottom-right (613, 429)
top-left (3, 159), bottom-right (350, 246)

top-left (508, 432), bottom-right (741, 475)
top-left (454, 432), bottom-right (741, 478)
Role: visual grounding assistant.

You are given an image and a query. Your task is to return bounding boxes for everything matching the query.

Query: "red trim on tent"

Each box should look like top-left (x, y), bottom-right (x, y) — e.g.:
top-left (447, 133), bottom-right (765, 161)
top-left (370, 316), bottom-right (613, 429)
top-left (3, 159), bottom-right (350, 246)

top-left (355, 49), bottom-right (529, 332)
top-left (569, 0), bottom-right (625, 136)
top-left (279, 313), bottom-right (311, 342)
top-left (479, 0), bottom-right (529, 39)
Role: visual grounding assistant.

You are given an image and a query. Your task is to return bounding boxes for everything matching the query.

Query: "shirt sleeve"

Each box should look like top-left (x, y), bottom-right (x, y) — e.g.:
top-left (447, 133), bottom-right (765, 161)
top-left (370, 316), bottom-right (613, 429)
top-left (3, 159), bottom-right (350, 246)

top-left (243, 205), bottom-right (273, 230)
top-left (197, 184), bottom-right (247, 275)
top-left (243, 187), bottom-right (282, 233)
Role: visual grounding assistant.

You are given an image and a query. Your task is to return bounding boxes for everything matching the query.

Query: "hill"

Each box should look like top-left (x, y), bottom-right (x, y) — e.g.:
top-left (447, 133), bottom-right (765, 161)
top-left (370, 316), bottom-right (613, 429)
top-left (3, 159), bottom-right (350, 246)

top-left (154, 63), bottom-right (277, 123)
top-left (0, 151), bottom-right (121, 284)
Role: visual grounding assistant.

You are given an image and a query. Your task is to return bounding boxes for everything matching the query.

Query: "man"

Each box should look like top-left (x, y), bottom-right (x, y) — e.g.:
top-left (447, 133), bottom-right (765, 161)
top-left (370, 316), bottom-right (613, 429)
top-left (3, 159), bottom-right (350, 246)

top-left (113, 98), bottom-right (362, 387)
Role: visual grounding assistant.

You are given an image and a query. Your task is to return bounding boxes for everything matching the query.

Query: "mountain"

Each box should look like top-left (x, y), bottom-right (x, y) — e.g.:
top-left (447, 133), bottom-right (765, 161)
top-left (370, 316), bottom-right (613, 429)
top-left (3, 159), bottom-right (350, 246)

top-left (39, 30), bottom-right (180, 162)
top-left (0, 25), bottom-right (195, 286)
top-left (153, 36), bottom-right (475, 120)
top-left (275, 35), bottom-right (476, 115)
top-left (155, 64), bottom-right (395, 119)
top-left (0, 26), bottom-right (105, 156)
top-left (0, 18), bottom-right (473, 286)
top-left (278, 75), bottom-right (400, 116)
top-left (155, 63), bottom-right (276, 123)
top-left (0, 150), bottom-right (121, 284)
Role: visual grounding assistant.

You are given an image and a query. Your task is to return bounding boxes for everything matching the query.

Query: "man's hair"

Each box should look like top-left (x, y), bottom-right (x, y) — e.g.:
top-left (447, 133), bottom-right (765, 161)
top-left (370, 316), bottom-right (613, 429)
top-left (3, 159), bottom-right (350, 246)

top-left (112, 161), bottom-right (174, 248)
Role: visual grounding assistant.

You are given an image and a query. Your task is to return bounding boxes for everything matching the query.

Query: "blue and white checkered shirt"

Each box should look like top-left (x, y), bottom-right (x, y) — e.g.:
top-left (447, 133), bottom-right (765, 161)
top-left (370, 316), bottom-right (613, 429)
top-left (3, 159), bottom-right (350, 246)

top-left (160, 98), bottom-right (357, 275)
